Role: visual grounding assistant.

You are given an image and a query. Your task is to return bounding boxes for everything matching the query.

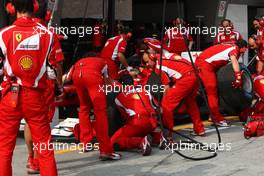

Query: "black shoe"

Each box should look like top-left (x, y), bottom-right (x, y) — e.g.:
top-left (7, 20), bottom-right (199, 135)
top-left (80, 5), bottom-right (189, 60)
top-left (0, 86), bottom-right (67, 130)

top-left (141, 136), bottom-right (152, 156)
top-left (99, 152), bottom-right (121, 161)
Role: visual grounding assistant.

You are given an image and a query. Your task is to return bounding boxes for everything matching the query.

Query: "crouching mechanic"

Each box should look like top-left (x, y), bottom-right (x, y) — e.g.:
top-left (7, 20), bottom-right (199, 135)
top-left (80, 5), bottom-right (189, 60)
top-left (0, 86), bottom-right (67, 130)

top-left (67, 54), bottom-right (121, 160)
top-left (195, 40), bottom-right (248, 126)
top-left (248, 35), bottom-right (264, 75)
top-left (141, 41), bottom-right (205, 137)
top-left (0, 0), bottom-right (60, 175)
top-left (111, 74), bottom-right (158, 156)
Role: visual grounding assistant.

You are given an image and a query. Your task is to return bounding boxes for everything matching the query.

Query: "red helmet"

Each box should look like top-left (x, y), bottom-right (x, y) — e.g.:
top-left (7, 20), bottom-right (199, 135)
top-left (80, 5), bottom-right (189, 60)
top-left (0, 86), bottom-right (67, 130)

top-left (244, 119), bottom-right (264, 139)
top-left (254, 76), bottom-right (264, 100)
top-left (143, 38), bottom-right (169, 53)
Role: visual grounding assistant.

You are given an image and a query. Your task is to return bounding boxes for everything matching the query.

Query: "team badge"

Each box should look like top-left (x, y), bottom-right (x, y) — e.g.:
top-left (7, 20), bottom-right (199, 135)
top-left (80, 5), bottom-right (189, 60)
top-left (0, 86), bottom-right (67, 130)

top-left (15, 33), bottom-right (22, 42)
top-left (13, 31), bottom-right (40, 54)
top-left (260, 79), bottom-right (264, 85)
top-left (19, 56), bottom-right (33, 70)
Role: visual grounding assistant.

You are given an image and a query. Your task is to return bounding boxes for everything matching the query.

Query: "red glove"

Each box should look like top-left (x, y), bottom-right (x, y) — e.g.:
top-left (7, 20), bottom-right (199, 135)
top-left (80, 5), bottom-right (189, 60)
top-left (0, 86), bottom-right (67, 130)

top-left (232, 71), bottom-right (243, 89)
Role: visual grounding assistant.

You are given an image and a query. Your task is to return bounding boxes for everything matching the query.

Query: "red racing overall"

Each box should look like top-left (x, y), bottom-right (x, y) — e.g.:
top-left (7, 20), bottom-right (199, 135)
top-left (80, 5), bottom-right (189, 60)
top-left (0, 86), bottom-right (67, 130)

top-left (157, 53), bottom-right (205, 134)
top-left (196, 44), bottom-right (240, 122)
top-left (0, 17), bottom-right (57, 176)
top-left (100, 35), bottom-right (127, 79)
top-left (33, 18), bottom-right (65, 122)
top-left (71, 57), bottom-right (114, 155)
top-left (111, 87), bottom-right (158, 150)
top-left (214, 30), bottom-right (243, 45)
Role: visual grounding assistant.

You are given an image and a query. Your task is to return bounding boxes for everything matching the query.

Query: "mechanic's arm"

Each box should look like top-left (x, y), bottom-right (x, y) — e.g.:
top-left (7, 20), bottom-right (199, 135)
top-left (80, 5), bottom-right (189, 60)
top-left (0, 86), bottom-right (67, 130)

top-left (118, 52), bottom-right (131, 70)
top-left (230, 55), bottom-right (243, 88)
top-left (154, 68), bottom-right (170, 95)
top-left (102, 64), bottom-right (114, 85)
top-left (188, 41), bottom-right (194, 51)
top-left (187, 34), bottom-right (194, 51)
top-left (55, 61), bottom-right (63, 89)
top-left (230, 55), bottom-right (240, 72)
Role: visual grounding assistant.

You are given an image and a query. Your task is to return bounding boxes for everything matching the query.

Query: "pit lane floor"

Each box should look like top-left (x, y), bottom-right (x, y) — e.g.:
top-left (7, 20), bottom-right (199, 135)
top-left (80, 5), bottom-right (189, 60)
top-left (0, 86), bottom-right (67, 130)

top-left (13, 117), bottom-right (264, 176)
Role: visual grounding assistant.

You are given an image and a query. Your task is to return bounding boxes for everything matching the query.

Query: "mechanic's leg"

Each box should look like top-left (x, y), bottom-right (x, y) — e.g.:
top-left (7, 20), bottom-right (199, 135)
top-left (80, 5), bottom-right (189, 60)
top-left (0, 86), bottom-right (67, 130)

top-left (89, 84), bottom-right (114, 154)
top-left (24, 90), bottom-right (57, 176)
top-left (75, 84), bottom-right (94, 146)
top-left (24, 123), bottom-right (38, 159)
top-left (162, 77), bottom-right (193, 130)
top-left (111, 117), bottom-right (156, 150)
top-left (184, 82), bottom-right (205, 134)
top-left (0, 93), bottom-right (22, 176)
top-left (199, 66), bottom-right (224, 122)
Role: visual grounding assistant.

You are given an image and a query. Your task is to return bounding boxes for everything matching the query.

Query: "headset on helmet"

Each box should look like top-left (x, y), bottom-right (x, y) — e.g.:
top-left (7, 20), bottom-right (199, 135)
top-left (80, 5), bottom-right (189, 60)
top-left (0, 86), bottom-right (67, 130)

top-left (6, 0), bottom-right (39, 16)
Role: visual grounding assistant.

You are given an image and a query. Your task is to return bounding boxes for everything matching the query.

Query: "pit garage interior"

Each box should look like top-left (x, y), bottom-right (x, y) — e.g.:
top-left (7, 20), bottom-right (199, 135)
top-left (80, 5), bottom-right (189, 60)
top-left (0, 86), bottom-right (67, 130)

top-left (10, 0), bottom-right (260, 121)
top-left (1, 0), bottom-right (264, 175)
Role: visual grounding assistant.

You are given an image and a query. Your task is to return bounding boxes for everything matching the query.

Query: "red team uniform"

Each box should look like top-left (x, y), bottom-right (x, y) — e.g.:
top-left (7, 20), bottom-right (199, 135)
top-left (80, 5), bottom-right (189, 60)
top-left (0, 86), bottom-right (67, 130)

top-left (164, 27), bottom-right (193, 55)
top-left (111, 87), bottom-right (158, 151)
top-left (100, 35), bottom-right (127, 79)
top-left (0, 17), bottom-right (57, 176)
top-left (214, 31), bottom-right (243, 44)
top-left (154, 53), bottom-right (205, 134)
top-left (69, 57), bottom-right (115, 156)
top-left (33, 18), bottom-right (64, 122)
top-left (196, 44), bottom-right (240, 123)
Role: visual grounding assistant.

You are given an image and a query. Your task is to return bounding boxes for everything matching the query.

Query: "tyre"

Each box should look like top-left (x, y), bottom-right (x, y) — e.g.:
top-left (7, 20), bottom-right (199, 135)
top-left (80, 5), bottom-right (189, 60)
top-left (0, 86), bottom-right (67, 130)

top-left (217, 63), bottom-right (254, 115)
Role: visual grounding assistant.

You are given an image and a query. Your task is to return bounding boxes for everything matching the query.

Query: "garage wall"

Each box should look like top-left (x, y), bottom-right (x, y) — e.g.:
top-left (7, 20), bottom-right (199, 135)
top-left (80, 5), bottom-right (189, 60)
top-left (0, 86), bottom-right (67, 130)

top-left (226, 4), bottom-right (248, 64)
top-left (0, 1), bottom-right (8, 28)
top-left (133, 1), bottom-right (182, 23)
top-left (229, 0), bottom-right (264, 7)
top-left (61, 0), bottom-right (132, 20)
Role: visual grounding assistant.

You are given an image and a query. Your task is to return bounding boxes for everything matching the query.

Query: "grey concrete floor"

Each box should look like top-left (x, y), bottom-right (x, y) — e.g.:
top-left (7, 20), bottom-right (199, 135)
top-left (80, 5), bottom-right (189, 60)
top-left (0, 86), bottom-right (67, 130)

top-left (12, 121), bottom-right (264, 176)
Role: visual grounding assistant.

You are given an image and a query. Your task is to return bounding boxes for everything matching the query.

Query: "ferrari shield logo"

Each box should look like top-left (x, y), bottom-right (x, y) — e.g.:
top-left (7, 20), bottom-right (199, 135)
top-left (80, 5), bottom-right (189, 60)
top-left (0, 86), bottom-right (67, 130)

top-left (15, 33), bottom-right (22, 42)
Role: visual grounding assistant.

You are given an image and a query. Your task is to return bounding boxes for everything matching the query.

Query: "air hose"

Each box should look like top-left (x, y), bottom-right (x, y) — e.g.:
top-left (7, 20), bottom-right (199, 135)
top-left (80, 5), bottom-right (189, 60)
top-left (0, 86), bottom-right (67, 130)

top-left (155, 0), bottom-right (222, 161)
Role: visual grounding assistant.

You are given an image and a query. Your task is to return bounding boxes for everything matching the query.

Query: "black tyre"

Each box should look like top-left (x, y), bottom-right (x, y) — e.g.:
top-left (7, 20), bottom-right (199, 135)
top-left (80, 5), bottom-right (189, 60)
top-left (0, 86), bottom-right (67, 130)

top-left (217, 63), bottom-right (254, 115)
